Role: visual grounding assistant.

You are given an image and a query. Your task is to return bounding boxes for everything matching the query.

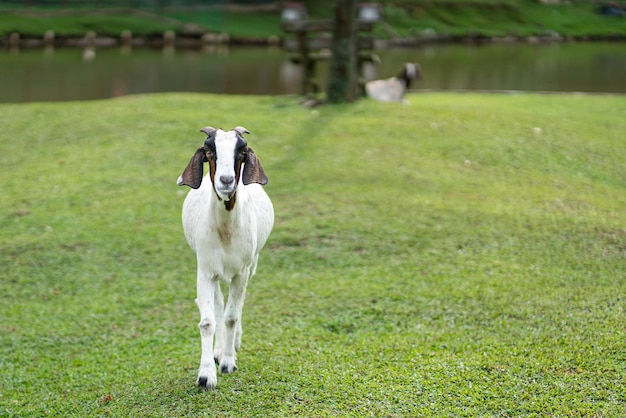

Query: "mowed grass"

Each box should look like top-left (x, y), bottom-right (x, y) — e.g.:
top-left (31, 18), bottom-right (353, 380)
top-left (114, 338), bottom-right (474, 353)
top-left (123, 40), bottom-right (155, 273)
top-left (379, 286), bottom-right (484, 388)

top-left (1, 92), bottom-right (625, 416)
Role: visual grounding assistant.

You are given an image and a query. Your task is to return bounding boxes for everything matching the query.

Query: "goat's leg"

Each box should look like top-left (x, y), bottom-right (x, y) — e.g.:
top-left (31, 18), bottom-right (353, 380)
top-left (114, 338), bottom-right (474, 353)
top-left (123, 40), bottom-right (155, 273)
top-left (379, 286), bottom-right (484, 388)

top-left (220, 273), bottom-right (249, 374)
top-left (236, 259), bottom-right (257, 351)
top-left (213, 282), bottom-right (225, 365)
top-left (235, 316), bottom-right (243, 353)
top-left (196, 270), bottom-right (218, 390)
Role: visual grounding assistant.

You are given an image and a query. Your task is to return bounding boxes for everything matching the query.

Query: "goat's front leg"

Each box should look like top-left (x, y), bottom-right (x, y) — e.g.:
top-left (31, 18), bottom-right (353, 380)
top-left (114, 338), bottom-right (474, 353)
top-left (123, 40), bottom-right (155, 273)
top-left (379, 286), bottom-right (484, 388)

top-left (213, 282), bottom-right (225, 364)
top-left (195, 269), bottom-right (218, 390)
top-left (220, 273), bottom-right (249, 374)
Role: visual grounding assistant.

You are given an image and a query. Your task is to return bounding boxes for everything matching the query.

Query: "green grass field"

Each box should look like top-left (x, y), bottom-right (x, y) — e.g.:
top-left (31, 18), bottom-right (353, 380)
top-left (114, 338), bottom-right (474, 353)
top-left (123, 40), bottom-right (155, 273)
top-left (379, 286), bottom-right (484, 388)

top-left (1, 0), bottom-right (625, 39)
top-left (1, 92), bottom-right (625, 416)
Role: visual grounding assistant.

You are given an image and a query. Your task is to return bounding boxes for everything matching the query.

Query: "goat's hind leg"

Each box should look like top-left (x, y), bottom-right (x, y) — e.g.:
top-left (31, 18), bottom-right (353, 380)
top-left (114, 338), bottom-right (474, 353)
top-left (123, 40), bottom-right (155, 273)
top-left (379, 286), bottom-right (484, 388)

top-left (196, 271), bottom-right (218, 390)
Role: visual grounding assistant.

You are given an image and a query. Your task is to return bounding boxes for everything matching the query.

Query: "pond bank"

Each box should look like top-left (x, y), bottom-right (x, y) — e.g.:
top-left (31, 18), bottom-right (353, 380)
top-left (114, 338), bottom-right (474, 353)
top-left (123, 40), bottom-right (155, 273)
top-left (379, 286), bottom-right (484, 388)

top-left (3, 30), bottom-right (625, 51)
top-left (2, 1), bottom-right (625, 49)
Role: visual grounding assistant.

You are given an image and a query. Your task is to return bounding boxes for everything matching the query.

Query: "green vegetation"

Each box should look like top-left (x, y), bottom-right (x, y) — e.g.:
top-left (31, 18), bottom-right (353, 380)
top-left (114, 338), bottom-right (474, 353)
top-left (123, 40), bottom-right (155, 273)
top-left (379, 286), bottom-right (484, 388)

top-left (166, 10), bottom-right (282, 38)
top-left (1, 92), bottom-right (625, 416)
top-left (377, 0), bottom-right (626, 38)
top-left (0, 11), bottom-right (180, 37)
top-left (0, 0), bottom-right (624, 39)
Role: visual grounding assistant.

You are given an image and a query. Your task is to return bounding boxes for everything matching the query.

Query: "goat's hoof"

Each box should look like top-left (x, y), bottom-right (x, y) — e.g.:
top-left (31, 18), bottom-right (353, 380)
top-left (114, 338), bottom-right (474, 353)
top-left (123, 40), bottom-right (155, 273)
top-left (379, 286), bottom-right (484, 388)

top-left (219, 361), bottom-right (237, 374)
top-left (197, 376), bottom-right (216, 391)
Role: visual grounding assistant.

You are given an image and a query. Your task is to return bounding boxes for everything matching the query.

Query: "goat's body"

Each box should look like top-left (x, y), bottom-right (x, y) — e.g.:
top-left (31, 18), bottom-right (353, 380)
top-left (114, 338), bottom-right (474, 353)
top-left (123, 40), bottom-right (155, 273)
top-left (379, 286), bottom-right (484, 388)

top-left (183, 182), bottom-right (273, 277)
top-left (183, 179), bottom-right (273, 389)
top-left (365, 77), bottom-right (406, 103)
top-left (179, 126), bottom-right (273, 390)
top-left (365, 62), bottom-right (421, 104)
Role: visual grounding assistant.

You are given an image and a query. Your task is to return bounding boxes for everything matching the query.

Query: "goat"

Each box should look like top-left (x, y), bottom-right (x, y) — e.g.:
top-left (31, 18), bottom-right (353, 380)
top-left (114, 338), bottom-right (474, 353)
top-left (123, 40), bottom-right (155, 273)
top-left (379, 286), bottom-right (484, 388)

top-left (365, 62), bottom-right (421, 104)
top-left (177, 126), bottom-right (274, 390)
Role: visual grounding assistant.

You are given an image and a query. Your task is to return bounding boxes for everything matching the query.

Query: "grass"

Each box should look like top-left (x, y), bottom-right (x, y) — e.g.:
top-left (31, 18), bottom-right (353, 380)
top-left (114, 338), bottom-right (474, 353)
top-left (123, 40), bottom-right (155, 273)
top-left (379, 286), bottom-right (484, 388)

top-left (1, 0), bottom-right (625, 39)
top-left (378, 1), bottom-right (626, 38)
top-left (1, 92), bottom-right (625, 416)
top-left (0, 11), bottom-right (181, 37)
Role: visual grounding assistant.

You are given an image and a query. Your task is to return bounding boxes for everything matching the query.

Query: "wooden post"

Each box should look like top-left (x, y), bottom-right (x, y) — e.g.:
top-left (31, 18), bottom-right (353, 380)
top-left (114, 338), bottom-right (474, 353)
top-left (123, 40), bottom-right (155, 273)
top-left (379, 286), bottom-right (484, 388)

top-left (296, 30), bottom-right (310, 95)
top-left (326, 0), bottom-right (358, 103)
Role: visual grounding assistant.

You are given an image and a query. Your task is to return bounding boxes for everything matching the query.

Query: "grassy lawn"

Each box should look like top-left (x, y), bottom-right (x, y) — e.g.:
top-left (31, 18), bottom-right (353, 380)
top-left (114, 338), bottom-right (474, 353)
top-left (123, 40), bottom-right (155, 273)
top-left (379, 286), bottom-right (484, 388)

top-left (1, 92), bottom-right (625, 416)
top-left (0, 11), bottom-right (181, 37)
top-left (1, 1), bottom-right (625, 39)
top-left (378, 0), bottom-right (626, 38)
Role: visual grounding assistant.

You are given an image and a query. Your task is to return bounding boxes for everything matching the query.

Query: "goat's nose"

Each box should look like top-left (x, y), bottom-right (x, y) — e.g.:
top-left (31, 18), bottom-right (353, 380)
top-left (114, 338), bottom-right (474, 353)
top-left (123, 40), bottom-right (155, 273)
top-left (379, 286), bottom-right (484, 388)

top-left (220, 175), bottom-right (235, 185)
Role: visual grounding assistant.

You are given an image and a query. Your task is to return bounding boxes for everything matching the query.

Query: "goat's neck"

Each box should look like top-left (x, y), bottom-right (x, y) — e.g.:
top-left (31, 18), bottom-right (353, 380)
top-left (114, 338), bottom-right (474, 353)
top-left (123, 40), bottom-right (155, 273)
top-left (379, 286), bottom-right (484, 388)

top-left (223, 193), bottom-right (236, 211)
top-left (395, 70), bottom-right (412, 89)
top-left (208, 179), bottom-right (238, 212)
top-left (399, 76), bottom-right (412, 89)
top-left (208, 188), bottom-right (242, 223)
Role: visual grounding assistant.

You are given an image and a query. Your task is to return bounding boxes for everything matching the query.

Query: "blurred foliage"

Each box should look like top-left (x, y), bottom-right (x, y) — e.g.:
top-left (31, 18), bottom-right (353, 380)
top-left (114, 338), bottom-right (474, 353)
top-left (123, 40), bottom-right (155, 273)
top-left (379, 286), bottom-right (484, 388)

top-left (0, 0), bottom-right (624, 38)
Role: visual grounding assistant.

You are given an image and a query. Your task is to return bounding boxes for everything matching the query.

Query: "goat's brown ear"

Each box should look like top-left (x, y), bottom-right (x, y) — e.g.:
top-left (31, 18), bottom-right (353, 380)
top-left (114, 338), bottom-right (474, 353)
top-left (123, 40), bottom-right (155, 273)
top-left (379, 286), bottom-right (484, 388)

top-left (242, 147), bottom-right (268, 185)
top-left (177, 147), bottom-right (207, 189)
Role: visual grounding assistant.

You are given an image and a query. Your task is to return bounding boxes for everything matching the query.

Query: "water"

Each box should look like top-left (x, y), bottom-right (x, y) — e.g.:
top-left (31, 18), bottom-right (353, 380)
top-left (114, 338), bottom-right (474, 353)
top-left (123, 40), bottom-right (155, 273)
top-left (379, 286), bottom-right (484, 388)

top-left (1, 42), bottom-right (624, 103)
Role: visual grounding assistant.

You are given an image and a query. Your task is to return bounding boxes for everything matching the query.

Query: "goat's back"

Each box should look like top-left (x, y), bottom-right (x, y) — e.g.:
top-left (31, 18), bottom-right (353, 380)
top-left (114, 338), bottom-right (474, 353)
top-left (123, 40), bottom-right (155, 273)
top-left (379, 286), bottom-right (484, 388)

top-left (365, 77), bottom-right (405, 103)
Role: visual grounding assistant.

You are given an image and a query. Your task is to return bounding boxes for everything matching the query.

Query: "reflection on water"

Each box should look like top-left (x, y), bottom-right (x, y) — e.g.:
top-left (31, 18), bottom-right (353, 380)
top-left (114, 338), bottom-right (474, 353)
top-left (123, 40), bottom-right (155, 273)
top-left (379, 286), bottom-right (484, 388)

top-left (1, 42), bottom-right (625, 102)
top-left (1, 46), bottom-right (302, 102)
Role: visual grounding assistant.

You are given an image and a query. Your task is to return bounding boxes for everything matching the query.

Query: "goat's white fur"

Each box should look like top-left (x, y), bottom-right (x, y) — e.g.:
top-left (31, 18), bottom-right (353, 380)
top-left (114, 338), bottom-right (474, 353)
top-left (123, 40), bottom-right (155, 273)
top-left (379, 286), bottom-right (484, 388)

top-left (365, 62), bottom-right (421, 104)
top-left (178, 126), bottom-right (274, 390)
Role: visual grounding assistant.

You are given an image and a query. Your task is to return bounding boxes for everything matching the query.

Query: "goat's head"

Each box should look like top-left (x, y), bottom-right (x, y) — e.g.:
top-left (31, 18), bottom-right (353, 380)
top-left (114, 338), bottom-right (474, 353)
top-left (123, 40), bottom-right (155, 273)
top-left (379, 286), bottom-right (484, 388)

top-left (177, 126), bottom-right (268, 204)
top-left (398, 62), bottom-right (422, 88)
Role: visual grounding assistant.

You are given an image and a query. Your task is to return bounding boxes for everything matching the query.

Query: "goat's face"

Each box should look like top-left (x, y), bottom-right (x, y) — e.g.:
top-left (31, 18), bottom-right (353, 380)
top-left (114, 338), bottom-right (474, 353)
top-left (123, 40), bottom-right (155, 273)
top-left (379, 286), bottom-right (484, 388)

top-left (178, 126), bottom-right (268, 203)
top-left (398, 63), bottom-right (422, 87)
top-left (204, 127), bottom-right (249, 201)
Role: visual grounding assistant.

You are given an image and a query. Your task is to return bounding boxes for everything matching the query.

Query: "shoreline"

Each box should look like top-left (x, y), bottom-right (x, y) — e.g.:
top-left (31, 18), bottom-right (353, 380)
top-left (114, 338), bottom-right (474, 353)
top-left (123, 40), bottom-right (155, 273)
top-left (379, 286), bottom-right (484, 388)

top-left (2, 31), bottom-right (625, 50)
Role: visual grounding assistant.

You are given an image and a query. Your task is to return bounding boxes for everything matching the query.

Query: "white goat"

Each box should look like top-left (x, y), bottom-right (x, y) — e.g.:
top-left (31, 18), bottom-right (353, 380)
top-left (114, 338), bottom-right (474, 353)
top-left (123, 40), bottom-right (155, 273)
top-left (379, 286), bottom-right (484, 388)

top-left (177, 126), bottom-right (274, 390)
top-left (365, 62), bottom-right (421, 104)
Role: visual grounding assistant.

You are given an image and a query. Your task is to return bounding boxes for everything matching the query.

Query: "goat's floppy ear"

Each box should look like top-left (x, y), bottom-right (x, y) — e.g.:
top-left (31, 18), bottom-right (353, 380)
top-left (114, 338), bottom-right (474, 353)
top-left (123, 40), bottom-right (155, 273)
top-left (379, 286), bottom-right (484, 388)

top-left (242, 147), bottom-right (268, 185)
top-left (177, 147), bottom-right (207, 189)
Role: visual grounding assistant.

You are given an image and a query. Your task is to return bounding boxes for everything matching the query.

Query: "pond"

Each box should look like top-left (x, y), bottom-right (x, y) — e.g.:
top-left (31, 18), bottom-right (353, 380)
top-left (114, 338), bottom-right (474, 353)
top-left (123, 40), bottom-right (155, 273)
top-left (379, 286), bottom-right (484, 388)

top-left (1, 42), bottom-right (624, 102)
